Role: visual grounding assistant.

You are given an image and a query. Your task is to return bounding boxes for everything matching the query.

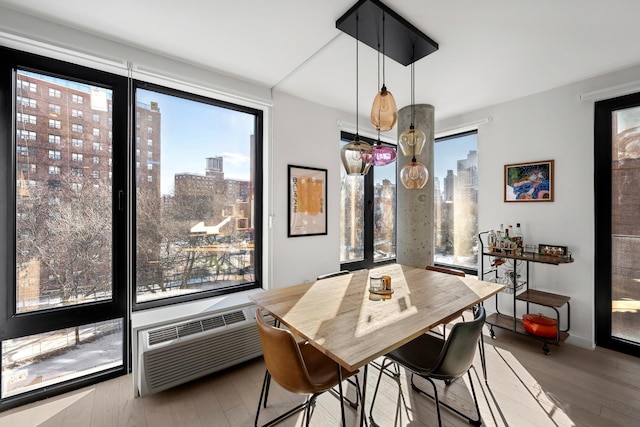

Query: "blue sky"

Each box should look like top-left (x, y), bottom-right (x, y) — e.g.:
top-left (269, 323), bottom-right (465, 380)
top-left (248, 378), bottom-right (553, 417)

top-left (434, 133), bottom-right (477, 183)
top-left (137, 89), bottom-right (255, 196)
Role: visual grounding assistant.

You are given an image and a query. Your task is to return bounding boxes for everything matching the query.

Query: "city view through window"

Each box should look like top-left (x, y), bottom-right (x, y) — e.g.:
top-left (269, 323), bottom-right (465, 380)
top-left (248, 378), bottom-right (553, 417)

top-left (434, 132), bottom-right (479, 270)
top-left (135, 87), bottom-right (258, 304)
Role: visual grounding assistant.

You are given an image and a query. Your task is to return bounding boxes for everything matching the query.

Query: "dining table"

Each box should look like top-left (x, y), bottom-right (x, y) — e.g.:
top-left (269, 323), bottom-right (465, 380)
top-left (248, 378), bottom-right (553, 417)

top-left (249, 263), bottom-right (505, 426)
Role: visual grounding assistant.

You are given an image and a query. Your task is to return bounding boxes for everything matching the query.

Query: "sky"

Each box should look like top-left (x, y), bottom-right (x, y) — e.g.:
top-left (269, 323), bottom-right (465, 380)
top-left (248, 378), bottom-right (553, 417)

top-left (434, 133), bottom-right (477, 183)
top-left (136, 89), bottom-right (255, 196)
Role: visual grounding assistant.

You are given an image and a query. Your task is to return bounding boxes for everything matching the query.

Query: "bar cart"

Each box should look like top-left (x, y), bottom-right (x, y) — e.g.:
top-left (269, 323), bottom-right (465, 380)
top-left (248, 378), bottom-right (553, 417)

top-left (478, 231), bottom-right (573, 354)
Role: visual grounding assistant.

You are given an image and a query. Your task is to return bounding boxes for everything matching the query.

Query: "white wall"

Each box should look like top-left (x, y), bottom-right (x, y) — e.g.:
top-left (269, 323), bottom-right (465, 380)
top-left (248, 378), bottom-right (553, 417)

top-left (269, 91), bottom-right (349, 288)
top-left (436, 63), bottom-right (640, 349)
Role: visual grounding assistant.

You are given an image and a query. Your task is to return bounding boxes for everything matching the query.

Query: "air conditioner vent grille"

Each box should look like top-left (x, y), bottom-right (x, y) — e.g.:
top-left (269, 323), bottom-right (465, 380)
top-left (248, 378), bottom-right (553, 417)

top-left (201, 316), bottom-right (225, 331)
top-left (223, 310), bottom-right (246, 325)
top-left (176, 321), bottom-right (203, 338)
top-left (148, 327), bottom-right (178, 346)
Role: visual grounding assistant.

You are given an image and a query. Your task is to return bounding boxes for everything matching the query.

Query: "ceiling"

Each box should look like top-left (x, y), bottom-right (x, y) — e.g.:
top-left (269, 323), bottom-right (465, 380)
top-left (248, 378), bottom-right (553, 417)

top-left (2, 0), bottom-right (640, 122)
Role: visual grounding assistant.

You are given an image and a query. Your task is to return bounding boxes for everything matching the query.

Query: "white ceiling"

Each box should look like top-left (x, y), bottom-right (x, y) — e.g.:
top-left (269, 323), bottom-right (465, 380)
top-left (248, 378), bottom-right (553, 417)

top-left (2, 0), bottom-right (640, 121)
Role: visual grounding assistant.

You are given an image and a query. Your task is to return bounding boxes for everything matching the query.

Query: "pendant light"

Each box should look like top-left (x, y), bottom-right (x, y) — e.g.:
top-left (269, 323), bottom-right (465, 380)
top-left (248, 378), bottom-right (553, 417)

top-left (371, 47), bottom-right (397, 166)
top-left (400, 156), bottom-right (429, 189)
top-left (341, 14), bottom-right (373, 176)
top-left (398, 55), bottom-right (426, 156)
top-left (370, 12), bottom-right (397, 132)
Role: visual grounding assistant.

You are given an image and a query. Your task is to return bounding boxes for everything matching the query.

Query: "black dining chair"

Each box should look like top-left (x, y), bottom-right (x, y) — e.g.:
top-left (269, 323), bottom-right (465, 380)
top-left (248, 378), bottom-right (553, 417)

top-left (369, 306), bottom-right (486, 426)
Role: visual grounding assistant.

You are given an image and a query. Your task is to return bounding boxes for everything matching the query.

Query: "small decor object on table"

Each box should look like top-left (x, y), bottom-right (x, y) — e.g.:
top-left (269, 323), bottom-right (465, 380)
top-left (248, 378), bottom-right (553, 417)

top-left (288, 165), bottom-right (327, 237)
top-left (504, 160), bottom-right (554, 202)
top-left (538, 244), bottom-right (569, 257)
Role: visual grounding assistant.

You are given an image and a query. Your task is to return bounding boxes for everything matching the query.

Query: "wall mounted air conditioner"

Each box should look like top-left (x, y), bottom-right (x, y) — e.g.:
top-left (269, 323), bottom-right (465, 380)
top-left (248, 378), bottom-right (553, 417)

top-left (136, 304), bottom-right (269, 397)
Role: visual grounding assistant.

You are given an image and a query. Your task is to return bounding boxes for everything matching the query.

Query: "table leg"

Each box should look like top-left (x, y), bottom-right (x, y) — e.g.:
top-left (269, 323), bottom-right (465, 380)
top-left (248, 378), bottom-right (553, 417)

top-left (337, 364), bottom-right (346, 426)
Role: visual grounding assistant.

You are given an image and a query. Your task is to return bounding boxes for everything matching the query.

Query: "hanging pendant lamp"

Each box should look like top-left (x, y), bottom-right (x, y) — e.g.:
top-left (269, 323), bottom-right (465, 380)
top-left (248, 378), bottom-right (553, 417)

top-left (370, 12), bottom-right (397, 132)
top-left (371, 47), bottom-right (397, 166)
top-left (400, 155), bottom-right (429, 189)
top-left (399, 57), bottom-right (426, 156)
top-left (341, 14), bottom-right (373, 176)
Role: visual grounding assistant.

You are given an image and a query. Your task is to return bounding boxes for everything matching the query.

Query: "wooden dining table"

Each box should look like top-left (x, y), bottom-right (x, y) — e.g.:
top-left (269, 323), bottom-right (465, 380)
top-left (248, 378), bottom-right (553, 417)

top-left (249, 263), bottom-right (505, 425)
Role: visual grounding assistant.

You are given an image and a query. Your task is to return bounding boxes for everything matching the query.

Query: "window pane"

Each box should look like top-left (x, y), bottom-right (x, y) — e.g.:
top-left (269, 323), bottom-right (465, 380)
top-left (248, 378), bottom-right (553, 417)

top-left (434, 132), bottom-right (478, 270)
top-left (15, 71), bottom-right (113, 313)
top-left (340, 142), bottom-right (364, 263)
top-left (611, 107), bottom-right (640, 344)
top-left (373, 162), bottom-right (396, 261)
top-left (1, 319), bottom-right (123, 398)
top-left (135, 88), bottom-right (256, 304)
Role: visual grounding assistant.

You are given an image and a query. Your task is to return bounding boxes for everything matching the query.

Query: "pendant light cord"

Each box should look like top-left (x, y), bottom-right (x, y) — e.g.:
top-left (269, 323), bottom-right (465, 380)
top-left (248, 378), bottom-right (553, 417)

top-left (382, 13), bottom-right (386, 89)
top-left (355, 14), bottom-right (359, 139)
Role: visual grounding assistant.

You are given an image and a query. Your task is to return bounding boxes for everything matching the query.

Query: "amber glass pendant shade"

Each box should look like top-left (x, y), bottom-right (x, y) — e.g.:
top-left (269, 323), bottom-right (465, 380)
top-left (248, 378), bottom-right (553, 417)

top-left (371, 144), bottom-right (397, 166)
top-left (400, 160), bottom-right (429, 189)
top-left (398, 125), bottom-right (426, 156)
top-left (341, 138), bottom-right (374, 176)
top-left (370, 85), bottom-right (398, 132)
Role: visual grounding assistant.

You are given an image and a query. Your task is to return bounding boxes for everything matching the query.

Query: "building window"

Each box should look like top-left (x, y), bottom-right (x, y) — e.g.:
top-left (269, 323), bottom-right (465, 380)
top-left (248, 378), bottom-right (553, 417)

top-left (136, 161), bottom-right (140, 169)
top-left (18, 130), bottom-right (36, 140)
top-left (433, 131), bottom-right (479, 272)
top-left (92, 171), bottom-right (100, 179)
top-left (48, 119), bottom-right (61, 129)
top-left (72, 109), bottom-right (83, 119)
top-left (72, 124), bottom-right (83, 133)
top-left (17, 113), bottom-right (36, 124)
top-left (147, 151), bottom-right (152, 159)
top-left (147, 175), bottom-right (152, 182)
top-left (17, 96), bottom-right (36, 108)
top-left (93, 113), bottom-right (100, 122)
top-left (340, 132), bottom-right (396, 270)
top-left (70, 167), bottom-right (83, 177)
top-left (147, 163), bottom-right (153, 170)
top-left (48, 134), bottom-right (61, 144)
top-left (48, 165), bottom-right (61, 175)
top-left (72, 153), bottom-right (83, 162)
top-left (93, 156), bottom-right (100, 164)
top-left (18, 79), bottom-right (37, 92)
top-left (136, 149), bottom-right (140, 157)
top-left (48, 150), bottom-right (61, 160)
top-left (93, 128), bottom-right (100, 137)
top-left (48, 103), bottom-right (61, 114)
top-left (147, 139), bottom-right (152, 147)
top-left (71, 94), bottom-right (83, 104)
top-left (93, 142), bottom-right (101, 151)
top-left (48, 88), bottom-right (61, 98)
top-left (72, 138), bottom-right (83, 148)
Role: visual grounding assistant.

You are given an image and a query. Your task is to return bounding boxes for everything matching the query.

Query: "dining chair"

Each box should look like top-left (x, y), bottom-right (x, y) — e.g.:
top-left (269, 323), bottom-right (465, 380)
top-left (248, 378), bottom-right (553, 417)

top-left (369, 306), bottom-right (486, 427)
top-left (254, 309), bottom-right (359, 427)
top-left (425, 265), bottom-right (489, 383)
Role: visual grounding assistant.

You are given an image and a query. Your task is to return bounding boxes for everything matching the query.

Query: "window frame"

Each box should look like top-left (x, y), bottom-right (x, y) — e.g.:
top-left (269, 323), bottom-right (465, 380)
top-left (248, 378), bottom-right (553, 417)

top-left (339, 130), bottom-right (397, 271)
top-left (131, 80), bottom-right (263, 311)
top-left (433, 130), bottom-right (479, 276)
top-left (0, 46), bottom-right (129, 410)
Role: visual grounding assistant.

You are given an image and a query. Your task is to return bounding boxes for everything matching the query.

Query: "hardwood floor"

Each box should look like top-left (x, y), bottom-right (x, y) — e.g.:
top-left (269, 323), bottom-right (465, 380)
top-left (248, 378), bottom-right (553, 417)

top-left (2, 324), bottom-right (639, 427)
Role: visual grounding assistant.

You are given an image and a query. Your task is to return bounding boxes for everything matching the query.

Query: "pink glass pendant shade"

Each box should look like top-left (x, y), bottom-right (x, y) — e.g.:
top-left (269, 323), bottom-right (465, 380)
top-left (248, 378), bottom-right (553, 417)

top-left (398, 125), bottom-right (426, 156)
top-left (341, 138), bottom-right (374, 176)
top-left (371, 144), bottom-right (397, 166)
top-left (400, 160), bottom-right (429, 189)
top-left (370, 85), bottom-right (398, 132)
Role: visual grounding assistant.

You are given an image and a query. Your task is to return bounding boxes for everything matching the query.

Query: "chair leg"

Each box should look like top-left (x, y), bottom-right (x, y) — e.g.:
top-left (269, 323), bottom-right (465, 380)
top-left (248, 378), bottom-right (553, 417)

top-left (410, 371), bottom-right (482, 426)
top-left (336, 364), bottom-right (346, 426)
top-left (368, 358), bottom-right (398, 426)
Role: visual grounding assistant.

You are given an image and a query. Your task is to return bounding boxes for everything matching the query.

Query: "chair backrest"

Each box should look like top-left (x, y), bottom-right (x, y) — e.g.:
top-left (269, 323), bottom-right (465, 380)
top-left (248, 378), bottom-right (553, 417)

top-left (426, 265), bottom-right (466, 277)
top-left (316, 270), bottom-right (350, 281)
top-left (431, 305), bottom-right (485, 379)
top-left (255, 309), bottom-right (316, 394)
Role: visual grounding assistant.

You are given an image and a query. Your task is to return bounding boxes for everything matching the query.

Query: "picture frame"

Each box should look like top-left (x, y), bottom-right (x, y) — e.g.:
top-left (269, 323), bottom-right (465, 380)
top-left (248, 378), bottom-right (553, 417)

top-left (504, 159), bottom-right (554, 202)
top-left (288, 165), bottom-right (327, 237)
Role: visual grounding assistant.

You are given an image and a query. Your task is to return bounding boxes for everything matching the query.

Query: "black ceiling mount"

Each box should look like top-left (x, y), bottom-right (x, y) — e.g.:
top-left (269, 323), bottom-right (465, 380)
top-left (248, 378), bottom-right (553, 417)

top-left (336, 0), bottom-right (438, 66)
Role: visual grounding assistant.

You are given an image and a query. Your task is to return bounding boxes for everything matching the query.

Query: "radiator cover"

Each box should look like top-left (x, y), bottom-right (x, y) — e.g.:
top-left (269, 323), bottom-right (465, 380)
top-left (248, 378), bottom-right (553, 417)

top-left (136, 305), bottom-right (267, 396)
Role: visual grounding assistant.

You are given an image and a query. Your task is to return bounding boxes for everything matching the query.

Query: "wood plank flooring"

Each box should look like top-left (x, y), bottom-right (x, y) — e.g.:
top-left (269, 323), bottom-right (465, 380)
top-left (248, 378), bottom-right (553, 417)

top-left (2, 323), bottom-right (639, 426)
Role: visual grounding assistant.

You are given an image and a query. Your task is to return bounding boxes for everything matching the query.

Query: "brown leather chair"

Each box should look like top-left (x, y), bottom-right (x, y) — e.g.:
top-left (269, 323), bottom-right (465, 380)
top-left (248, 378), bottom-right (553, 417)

top-left (254, 309), bottom-right (358, 427)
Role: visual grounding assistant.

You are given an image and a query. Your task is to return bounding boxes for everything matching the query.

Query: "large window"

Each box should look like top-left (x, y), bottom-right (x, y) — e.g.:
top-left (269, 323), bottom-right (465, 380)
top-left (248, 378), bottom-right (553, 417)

top-left (340, 132), bottom-right (396, 270)
top-left (433, 131), bottom-right (478, 272)
top-left (1, 48), bottom-right (128, 410)
top-left (133, 83), bottom-right (262, 308)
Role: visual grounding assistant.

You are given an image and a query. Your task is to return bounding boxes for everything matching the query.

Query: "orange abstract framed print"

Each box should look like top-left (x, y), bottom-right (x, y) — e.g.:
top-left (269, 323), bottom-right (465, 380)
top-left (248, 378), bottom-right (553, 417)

top-left (288, 165), bottom-right (327, 237)
top-left (504, 160), bottom-right (554, 202)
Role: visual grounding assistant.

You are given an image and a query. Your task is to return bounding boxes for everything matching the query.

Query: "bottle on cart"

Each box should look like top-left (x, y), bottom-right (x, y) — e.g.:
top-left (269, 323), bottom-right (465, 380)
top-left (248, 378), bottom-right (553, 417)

top-left (513, 223), bottom-right (523, 250)
top-left (488, 229), bottom-right (496, 250)
top-left (496, 224), bottom-right (504, 249)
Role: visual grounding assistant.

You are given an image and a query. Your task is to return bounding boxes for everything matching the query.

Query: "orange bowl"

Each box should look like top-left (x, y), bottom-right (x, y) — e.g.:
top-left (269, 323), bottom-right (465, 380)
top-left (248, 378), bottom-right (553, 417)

top-left (522, 314), bottom-right (557, 338)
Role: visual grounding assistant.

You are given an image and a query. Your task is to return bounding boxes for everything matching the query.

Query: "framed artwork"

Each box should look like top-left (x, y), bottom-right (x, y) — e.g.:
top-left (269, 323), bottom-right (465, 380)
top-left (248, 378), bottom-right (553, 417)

top-left (504, 160), bottom-right (554, 202)
top-left (288, 165), bottom-right (327, 237)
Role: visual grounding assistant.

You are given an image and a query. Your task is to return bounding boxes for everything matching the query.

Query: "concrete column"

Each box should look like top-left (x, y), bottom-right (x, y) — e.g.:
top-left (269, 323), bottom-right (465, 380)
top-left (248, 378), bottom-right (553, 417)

top-left (396, 104), bottom-right (434, 268)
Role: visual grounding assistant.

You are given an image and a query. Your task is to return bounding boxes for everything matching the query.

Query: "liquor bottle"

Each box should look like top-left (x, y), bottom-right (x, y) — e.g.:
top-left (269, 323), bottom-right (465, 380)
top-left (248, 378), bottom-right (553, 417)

top-left (513, 223), bottom-right (523, 249)
top-left (488, 229), bottom-right (496, 250)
